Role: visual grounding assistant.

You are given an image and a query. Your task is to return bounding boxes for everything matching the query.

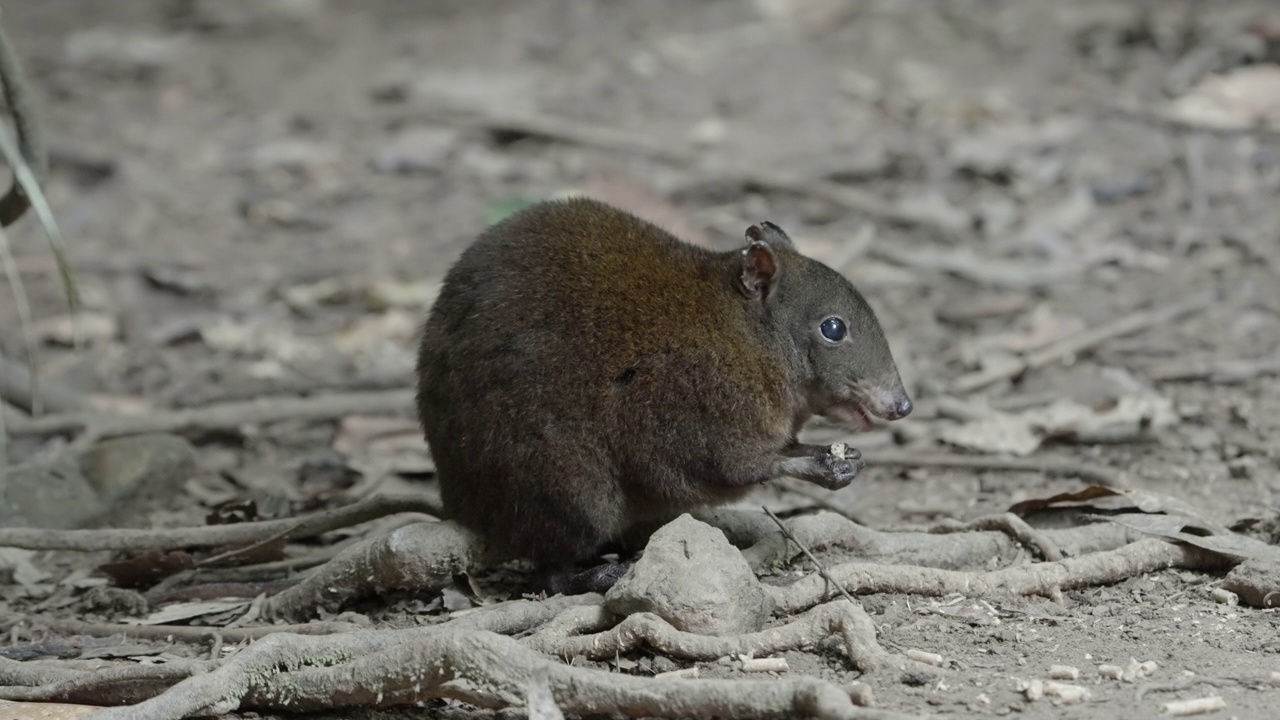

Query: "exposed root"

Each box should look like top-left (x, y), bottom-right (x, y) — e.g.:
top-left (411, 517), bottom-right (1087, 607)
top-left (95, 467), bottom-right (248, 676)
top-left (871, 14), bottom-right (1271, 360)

top-left (701, 509), bottom-right (1144, 571)
top-left (769, 538), bottom-right (1234, 613)
top-left (524, 600), bottom-right (893, 673)
top-left (929, 512), bottom-right (1063, 561)
top-left (0, 493), bottom-right (441, 551)
top-left (0, 656), bottom-right (211, 706)
top-left (65, 628), bottom-right (919, 720)
top-left (519, 604), bottom-right (615, 645)
top-left (259, 520), bottom-right (482, 620)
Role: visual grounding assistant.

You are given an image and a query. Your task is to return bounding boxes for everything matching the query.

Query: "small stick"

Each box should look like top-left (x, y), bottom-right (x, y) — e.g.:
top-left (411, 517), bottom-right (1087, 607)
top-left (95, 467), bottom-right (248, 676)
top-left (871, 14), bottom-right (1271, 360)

top-left (951, 293), bottom-right (1214, 393)
top-left (762, 506), bottom-right (858, 607)
top-left (1183, 135), bottom-right (1208, 223)
top-left (5, 388), bottom-right (415, 440)
top-left (0, 4), bottom-right (47, 226)
top-left (0, 493), bottom-right (442, 551)
top-left (866, 450), bottom-right (1125, 487)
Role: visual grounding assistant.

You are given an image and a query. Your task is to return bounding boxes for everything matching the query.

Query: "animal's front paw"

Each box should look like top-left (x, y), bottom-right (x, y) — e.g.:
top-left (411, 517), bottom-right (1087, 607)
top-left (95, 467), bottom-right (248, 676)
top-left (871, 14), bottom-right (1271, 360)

top-left (817, 443), bottom-right (863, 489)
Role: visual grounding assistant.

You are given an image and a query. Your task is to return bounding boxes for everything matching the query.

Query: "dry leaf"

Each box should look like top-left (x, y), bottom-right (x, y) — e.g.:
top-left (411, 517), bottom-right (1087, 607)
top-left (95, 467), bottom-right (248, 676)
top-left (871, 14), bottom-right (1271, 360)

top-left (1108, 514), bottom-right (1280, 565)
top-left (1009, 485), bottom-right (1217, 526)
top-left (127, 598), bottom-right (251, 626)
top-left (1168, 64), bottom-right (1280, 130)
top-left (98, 550), bottom-right (195, 588)
top-left (0, 548), bottom-right (51, 588)
top-left (939, 396), bottom-right (1176, 456)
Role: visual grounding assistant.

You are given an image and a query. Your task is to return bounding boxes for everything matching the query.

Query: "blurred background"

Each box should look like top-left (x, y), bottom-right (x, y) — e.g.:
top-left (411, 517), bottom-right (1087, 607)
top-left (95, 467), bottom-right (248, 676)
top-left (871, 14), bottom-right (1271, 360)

top-left (1, 0), bottom-right (1278, 527)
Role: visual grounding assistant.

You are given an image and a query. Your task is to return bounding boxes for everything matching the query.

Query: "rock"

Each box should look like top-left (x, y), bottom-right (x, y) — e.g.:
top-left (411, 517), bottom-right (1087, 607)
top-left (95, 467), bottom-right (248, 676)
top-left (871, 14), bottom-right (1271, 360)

top-left (1223, 558), bottom-right (1280, 608)
top-left (1, 454), bottom-right (104, 529)
top-left (80, 434), bottom-right (197, 514)
top-left (0, 434), bottom-right (196, 529)
top-left (605, 514), bottom-right (773, 636)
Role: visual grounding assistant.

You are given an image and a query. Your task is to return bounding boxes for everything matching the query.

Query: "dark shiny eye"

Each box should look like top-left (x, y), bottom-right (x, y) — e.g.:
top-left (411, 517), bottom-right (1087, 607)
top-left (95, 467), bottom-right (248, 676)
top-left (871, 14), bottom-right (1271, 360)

top-left (820, 317), bottom-right (847, 342)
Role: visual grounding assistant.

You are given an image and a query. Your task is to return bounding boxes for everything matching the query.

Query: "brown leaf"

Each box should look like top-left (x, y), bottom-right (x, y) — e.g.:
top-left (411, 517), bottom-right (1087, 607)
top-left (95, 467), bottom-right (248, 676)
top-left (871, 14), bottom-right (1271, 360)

top-left (99, 550), bottom-right (195, 588)
top-left (1009, 485), bottom-right (1217, 528)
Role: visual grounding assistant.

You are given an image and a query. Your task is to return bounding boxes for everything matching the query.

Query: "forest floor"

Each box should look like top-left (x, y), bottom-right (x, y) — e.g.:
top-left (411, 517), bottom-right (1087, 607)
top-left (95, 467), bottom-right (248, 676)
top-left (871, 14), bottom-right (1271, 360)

top-left (2, 1), bottom-right (1280, 719)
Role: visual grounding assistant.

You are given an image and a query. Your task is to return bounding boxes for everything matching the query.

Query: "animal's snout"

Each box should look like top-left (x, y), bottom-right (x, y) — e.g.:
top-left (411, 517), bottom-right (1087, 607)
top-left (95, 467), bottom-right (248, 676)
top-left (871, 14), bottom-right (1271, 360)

top-left (885, 394), bottom-right (912, 421)
top-left (868, 387), bottom-right (913, 421)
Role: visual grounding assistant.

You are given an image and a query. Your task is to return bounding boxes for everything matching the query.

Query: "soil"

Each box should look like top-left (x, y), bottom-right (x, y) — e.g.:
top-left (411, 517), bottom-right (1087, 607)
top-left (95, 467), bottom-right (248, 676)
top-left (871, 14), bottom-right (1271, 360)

top-left (2, 1), bottom-right (1280, 718)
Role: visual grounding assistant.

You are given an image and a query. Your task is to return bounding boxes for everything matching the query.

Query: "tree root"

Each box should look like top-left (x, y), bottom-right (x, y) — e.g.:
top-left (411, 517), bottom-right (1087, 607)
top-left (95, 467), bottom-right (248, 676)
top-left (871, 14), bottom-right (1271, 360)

top-left (700, 509), bottom-right (1144, 571)
top-left (769, 538), bottom-right (1234, 613)
top-left (62, 629), bottom-right (919, 720)
top-left (259, 520), bottom-right (482, 620)
top-left (0, 656), bottom-right (211, 706)
top-left (524, 600), bottom-right (893, 673)
top-left (928, 512), bottom-right (1063, 561)
top-left (0, 493), bottom-right (441, 551)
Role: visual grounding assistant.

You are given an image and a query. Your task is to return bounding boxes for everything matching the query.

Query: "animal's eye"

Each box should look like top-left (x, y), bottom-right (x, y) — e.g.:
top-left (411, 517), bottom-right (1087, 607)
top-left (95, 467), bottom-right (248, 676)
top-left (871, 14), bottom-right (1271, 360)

top-left (820, 317), bottom-right (847, 342)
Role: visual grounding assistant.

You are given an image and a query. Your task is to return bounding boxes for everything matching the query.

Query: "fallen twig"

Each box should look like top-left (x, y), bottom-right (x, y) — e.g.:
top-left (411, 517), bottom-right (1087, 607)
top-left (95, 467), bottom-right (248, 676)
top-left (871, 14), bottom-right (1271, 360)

top-left (768, 537), bottom-right (1233, 613)
top-left (4, 388), bottom-right (415, 443)
top-left (0, 493), bottom-right (441, 551)
top-left (950, 293), bottom-right (1214, 393)
top-left (0, 6), bottom-right (46, 227)
top-left (1143, 357), bottom-right (1280, 384)
top-left (866, 450), bottom-right (1127, 486)
top-left (764, 506), bottom-right (861, 605)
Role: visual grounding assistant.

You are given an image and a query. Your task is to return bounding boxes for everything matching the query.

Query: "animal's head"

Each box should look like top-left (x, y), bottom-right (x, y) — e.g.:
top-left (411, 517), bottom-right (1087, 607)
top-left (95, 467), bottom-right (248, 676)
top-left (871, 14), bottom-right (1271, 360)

top-left (736, 221), bottom-right (912, 428)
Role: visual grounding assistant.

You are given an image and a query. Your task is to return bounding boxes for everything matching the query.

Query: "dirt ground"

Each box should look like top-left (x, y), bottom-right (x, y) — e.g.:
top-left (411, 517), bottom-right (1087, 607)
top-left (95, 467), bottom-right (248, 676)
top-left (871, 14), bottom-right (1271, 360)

top-left (2, 1), bottom-right (1280, 718)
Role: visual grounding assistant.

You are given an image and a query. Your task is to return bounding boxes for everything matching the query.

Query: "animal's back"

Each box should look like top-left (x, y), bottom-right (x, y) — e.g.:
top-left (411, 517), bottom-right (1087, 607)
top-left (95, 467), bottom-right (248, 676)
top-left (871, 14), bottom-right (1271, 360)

top-left (417, 198), bottom-right (792, 564)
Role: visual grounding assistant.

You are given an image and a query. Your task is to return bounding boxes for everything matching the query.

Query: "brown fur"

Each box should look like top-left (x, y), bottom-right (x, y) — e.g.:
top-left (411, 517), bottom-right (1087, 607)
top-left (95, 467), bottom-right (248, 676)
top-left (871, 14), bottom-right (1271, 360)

top-left (416, 198), bottom-right (909, 570)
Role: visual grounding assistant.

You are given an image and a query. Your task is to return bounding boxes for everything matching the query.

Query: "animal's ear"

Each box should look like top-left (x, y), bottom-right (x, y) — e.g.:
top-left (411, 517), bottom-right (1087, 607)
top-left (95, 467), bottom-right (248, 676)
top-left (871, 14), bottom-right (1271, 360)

top-left (739, 241), bottom-right (779, 300)
top-left (745, 221), bottom-right (796, 252)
